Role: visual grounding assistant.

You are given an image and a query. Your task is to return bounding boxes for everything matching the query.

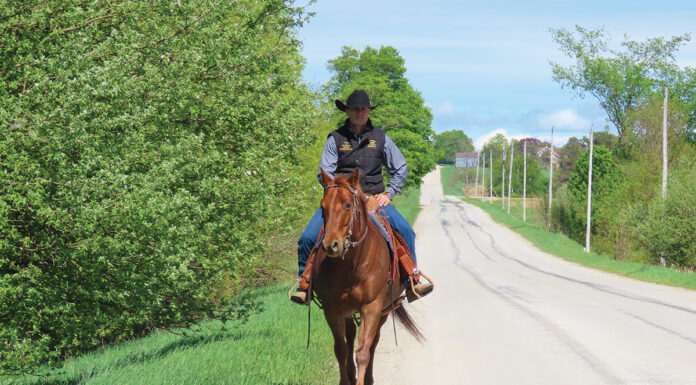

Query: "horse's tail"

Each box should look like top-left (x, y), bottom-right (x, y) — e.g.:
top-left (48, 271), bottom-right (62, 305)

top-left (393, 305), bottom-right (424, 343)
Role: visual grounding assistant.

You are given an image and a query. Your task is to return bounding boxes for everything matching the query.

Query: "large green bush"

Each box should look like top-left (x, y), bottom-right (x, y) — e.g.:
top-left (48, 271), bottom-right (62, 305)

top-left (630, 158), bottom-right (696, 269)
top-left (0, 0), bottom-right (315, 373)
top-left (549, 185), bottom-right (585, 243)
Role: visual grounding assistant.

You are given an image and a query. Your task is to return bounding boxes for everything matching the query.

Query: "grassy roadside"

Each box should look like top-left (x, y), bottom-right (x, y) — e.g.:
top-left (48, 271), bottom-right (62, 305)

top-left (440, 165), bottom-right (696, 291)
top-left (392, 185), bottom-right (422, 225)
top-left (4, 185), bottom-right (422, 385)
top-left (2, 285), bottom-right (337, 385)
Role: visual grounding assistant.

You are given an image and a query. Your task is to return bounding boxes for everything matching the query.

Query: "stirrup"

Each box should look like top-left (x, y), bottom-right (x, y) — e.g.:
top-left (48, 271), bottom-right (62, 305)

top-left (407, 271), bottom-right (434, 302)
top-left (288, 278), bottom-right (310, 305)
top-left (290, 290), bottom-right (309, 305)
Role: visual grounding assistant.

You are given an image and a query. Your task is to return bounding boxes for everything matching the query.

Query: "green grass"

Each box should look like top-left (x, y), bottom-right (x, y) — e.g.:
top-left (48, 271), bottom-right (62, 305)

top-left (440, 165), bottom-right (696, 291)
top-left (440, 164), bottom-right (468, 196)
top-left (3, 184), bottom-right (422, 385)
top-left (392, 185), bottom-right (422, 225)
top-left (2, 285), bottom-right (337, 385)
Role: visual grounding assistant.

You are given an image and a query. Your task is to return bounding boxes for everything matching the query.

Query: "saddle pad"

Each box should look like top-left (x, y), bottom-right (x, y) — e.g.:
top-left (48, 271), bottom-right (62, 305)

top-left (368, 211), bottom-right (395, 256)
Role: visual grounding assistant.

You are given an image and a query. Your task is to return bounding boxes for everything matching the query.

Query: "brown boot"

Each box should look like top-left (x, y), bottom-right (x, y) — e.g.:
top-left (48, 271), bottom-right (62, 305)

top-left (407, 281), bottom-right (433, 302)
top-left (290, 289), bottom-right (310, 305)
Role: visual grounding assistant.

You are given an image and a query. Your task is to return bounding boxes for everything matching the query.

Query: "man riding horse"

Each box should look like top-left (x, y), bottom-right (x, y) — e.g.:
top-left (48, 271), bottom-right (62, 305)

top-left (291, 89), bottom-right (433, 305)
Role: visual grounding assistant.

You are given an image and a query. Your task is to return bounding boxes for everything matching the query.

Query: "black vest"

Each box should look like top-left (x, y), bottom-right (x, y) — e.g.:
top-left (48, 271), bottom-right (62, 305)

top-left (329, 120), bottom-right (386, 195)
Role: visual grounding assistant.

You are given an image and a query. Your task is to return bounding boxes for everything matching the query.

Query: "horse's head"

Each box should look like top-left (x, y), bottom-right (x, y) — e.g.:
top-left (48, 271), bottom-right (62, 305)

top-left (320, 168), bottom-right (364, 258)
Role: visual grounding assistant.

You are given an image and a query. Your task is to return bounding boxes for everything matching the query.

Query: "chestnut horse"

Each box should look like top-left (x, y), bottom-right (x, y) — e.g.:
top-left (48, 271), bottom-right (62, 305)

top-left (313, 168), bottom-right (423, 385)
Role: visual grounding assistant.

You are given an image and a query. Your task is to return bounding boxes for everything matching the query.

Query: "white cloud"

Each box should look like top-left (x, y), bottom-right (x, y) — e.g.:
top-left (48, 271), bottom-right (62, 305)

top-left (429, 101), bottom-right (456, 117)
top-left (474, 128), bottom-right (548, 151)
top-left (537, 109), bottom-right (590, 131)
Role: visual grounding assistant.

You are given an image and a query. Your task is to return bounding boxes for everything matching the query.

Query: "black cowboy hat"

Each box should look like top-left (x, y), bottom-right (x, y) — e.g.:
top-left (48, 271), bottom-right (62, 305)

top-left (335, 89), bottom-right (377, 111)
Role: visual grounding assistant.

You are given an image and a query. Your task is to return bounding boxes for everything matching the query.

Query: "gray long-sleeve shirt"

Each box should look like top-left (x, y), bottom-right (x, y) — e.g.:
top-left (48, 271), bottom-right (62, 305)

top-left (317, 131), bottom-right (408, 197)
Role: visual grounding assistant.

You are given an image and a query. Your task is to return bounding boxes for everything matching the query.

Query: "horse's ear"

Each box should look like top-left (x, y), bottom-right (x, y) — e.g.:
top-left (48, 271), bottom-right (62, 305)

top-left (320, 168), bottom-right (333, 187)
top-left (347, 168), bottom-right (360, 187)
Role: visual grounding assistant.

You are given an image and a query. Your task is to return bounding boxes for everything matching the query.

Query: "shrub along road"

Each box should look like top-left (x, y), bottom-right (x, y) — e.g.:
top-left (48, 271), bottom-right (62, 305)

top-left (373, 166), bottom-right (696, 384)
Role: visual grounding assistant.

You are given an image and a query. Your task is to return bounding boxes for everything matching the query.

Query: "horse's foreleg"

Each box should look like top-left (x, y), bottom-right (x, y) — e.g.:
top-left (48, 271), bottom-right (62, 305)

top-left (325, 312), bottom-right (351, 385)
top-left (355, 303), bottom-right (382, 385)
top-left (365, 314), bottom-right (389, 385)
top-left (345, 317), bottom-right (358, 385)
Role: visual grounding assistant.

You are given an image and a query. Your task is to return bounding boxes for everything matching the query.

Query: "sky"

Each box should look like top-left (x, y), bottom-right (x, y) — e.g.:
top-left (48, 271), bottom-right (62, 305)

top-left (296, 0), bottom-right (696, 149)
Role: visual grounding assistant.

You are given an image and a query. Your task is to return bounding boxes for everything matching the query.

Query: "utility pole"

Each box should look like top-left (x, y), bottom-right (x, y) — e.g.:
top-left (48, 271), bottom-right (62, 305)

top-left (585, 125), bottom-right (594, 253)
top-left (523, 140), bottom-right (527, 222)
top-left (662, 87), bottom-right (669, 199)
top-left (482, 153), bottom-right (486, 199)
top-left (661, 87), bottom-right (669, 266)
top-left (549, 126), bottom-right (554, 211)
top-left (508, 141), bottom-right (514, 214)
top-left (548, 126), bottom-right (554, 227)
top-left (489, 151), bottom-right (493, 203)
top-left (474, 152), bottom-right (479, 199)
top-left (501, 142), bottom-right (506, 209)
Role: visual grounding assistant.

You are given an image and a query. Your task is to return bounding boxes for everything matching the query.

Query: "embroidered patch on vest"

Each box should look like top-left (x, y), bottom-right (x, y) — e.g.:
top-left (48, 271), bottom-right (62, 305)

top-left (368, 139), bottom-right (377, 148)
top-left (339, 142), bottom-right (353, 151)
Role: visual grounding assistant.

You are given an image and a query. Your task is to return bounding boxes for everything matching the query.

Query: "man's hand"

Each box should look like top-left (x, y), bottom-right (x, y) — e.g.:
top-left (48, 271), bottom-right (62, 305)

top-left (376, 193), bottom-right (391, 207)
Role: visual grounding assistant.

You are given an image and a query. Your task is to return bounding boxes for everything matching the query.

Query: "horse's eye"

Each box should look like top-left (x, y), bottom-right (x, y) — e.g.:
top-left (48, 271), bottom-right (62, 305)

top-left (343, 202), bottom-right (352, 210)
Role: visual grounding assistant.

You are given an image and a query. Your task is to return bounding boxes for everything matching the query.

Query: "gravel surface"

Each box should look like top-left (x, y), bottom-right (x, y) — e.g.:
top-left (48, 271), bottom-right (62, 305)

top-left (373, 166), bottom-right (696, 385)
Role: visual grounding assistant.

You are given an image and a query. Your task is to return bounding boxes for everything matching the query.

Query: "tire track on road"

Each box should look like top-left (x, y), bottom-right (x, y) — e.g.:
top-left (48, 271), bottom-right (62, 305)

top-left (438, 201), bottom-right (624, 384)
top-left (453, 202), bottom-right (696, 317)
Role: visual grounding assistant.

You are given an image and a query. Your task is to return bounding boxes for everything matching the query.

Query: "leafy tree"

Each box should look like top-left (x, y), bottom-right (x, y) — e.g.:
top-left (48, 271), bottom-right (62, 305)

top-left (549, 25), bottom-right (690, 136)
top-left (479, 136), bottom-right (544, 197)
top-left (631, 158), bottom-right (696, 269)
top-left (589, 131), bottom-right (619, 152)
top-left (556, 136), bottom-right (586, 184)
top-left (325, 45), bottom-right (436, 188)
top-left (512, 140), bottom-right (546, 196)
top-left (434, 130), bottom-right (474, 164)
top-left (568, 145), bottom-right (622, 203)
top-left (480, 134), bottom-right (509, 195)
top-left (557, 131), bottom-right (618, 185)
top-left (0, 0), bottom-right (314, 373)
top-left (666, 66), bottom-right (696, 141)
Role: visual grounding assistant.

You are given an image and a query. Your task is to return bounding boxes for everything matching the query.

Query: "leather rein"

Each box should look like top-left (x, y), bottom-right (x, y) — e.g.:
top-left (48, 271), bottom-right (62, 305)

top-left (324, 184), bottom-right (369, 259)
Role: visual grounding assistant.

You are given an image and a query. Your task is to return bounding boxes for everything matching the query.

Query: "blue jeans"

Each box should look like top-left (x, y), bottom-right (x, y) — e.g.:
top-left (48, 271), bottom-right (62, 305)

top-left (297, 204), bottom-right (417, 276)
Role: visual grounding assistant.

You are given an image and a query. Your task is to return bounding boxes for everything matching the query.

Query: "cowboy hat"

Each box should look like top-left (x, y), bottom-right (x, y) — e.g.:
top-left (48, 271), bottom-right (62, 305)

top-left (335, 89), bottom-right (376, 111)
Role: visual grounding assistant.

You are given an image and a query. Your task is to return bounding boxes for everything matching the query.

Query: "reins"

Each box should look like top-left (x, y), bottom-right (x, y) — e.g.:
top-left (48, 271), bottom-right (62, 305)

top-left (323, 184), bottom-right (369, 258)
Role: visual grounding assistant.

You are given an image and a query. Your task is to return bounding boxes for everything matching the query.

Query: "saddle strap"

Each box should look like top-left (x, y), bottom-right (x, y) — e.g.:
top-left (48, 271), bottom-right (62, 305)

top-left (381, 297), bottom-right (404, 317)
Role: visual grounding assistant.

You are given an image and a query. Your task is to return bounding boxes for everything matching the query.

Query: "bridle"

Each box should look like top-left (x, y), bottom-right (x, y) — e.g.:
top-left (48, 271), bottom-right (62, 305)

top-left (324, 184), bottom-right (369, 259)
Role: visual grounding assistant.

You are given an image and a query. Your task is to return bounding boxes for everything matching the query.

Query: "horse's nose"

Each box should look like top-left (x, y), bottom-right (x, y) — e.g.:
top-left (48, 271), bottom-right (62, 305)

top-left (323, 239), bottom-right (342, 256)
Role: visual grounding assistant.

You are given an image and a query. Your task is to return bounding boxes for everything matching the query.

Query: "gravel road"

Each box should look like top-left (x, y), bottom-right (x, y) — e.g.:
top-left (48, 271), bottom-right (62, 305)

top-left (373, 166), bottom-right (696, 385)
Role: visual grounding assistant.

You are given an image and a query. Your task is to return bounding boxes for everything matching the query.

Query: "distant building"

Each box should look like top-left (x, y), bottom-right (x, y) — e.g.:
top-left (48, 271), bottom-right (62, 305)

top-left (537, 146), bottom-right (561, 163)
top-left (455, 152), bottom-right (478, 168)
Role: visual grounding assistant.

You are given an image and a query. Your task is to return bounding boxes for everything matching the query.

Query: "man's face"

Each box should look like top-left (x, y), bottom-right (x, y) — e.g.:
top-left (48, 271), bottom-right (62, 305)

top-left (346, 107), bottom-right (371, 127)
